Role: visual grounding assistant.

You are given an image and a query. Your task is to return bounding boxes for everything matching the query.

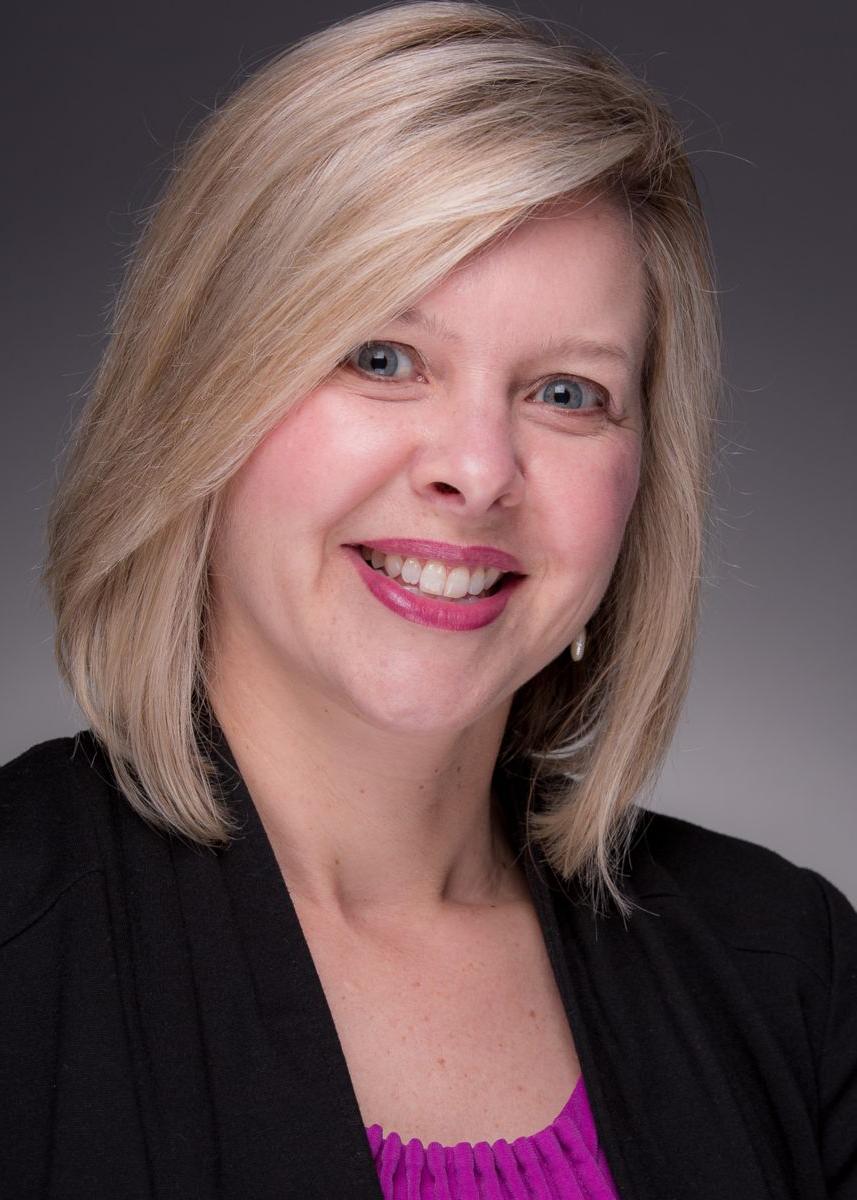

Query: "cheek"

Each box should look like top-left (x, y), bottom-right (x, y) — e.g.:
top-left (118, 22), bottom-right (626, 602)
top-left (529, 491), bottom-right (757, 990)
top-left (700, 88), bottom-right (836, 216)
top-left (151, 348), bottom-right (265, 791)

top-left (237, 399), bottom-right (347, 523)
top-left (542, 440), bottom-right (641, 566)
top-left (603, 441), bottom-right (642, 532)
top-left (217, 388), bottom-right (405, 559)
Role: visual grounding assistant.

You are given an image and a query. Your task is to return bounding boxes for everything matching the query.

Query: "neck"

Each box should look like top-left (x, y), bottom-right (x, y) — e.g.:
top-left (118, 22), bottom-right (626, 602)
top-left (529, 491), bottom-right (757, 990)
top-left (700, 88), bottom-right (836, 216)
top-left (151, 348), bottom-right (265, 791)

top-left (206, 652), bottom-right (528, 929)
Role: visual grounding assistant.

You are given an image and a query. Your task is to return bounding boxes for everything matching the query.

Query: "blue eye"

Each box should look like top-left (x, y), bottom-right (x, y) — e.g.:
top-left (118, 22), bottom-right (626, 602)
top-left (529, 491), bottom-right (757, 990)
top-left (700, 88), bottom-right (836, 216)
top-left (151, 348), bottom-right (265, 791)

top-left (352, 341), bottom-right (415, 379)
top-left (537, 377), bottom-right (606, 412)
top-left (346, 342), bottom-right (610, 414)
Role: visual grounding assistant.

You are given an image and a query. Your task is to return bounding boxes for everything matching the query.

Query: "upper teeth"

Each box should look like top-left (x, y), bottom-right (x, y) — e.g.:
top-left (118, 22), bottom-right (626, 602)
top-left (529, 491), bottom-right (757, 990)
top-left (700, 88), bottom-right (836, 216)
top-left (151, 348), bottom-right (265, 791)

top-left (359, 546), bottom-right (504, 598)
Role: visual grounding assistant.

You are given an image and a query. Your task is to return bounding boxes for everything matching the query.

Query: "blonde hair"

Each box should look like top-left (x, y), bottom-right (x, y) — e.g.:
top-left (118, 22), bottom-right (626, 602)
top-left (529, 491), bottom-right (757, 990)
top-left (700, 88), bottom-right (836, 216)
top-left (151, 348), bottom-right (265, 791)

top-left (43, 1), bottom-right (720, 916)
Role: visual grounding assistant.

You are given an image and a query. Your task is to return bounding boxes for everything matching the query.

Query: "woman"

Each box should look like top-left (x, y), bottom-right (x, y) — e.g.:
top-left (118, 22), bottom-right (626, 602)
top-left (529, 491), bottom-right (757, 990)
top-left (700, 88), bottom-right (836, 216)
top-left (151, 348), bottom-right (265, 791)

top-left (2, 3), bottom-right (854, 1197)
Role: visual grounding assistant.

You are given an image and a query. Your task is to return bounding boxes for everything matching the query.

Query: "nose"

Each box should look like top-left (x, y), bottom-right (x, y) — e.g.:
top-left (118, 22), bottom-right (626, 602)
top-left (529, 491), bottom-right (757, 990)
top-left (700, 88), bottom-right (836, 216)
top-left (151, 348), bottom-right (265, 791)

top-left (408, 388), bottom-right (526, 517)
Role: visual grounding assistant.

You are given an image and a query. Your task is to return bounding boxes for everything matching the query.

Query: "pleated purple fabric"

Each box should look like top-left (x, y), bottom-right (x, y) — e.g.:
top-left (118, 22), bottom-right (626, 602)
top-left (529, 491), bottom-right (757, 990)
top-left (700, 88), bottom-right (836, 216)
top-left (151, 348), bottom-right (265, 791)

top-left (364, 1074), bottom-right (620, 1199)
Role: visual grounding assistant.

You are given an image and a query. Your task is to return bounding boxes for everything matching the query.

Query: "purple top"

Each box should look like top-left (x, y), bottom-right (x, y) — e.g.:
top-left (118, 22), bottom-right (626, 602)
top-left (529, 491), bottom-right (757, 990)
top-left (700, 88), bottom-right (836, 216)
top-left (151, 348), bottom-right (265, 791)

top-left (365, 1073), bottom-right (620, 1198)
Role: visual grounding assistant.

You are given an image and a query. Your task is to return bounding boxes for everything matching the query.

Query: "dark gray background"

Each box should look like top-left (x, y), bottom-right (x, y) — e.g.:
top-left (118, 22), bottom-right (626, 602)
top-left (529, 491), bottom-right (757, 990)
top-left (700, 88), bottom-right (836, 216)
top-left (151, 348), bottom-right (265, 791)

top-left (4, 0), bottom-right (855, 900)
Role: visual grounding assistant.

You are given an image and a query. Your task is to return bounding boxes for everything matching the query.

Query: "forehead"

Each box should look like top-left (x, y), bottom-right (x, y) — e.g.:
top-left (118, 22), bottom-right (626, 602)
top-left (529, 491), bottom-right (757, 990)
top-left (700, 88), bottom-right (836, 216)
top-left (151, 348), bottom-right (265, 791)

top-left (392, 199), bottom-right (647, 370)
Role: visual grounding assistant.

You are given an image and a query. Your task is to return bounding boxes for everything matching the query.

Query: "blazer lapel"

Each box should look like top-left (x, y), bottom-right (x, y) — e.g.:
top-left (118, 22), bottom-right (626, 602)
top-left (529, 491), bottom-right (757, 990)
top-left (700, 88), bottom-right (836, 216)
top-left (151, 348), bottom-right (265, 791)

top-left (184, 723), bottom-right (386, 1199)
top-left (512, 790), bottom-right (813, 1200)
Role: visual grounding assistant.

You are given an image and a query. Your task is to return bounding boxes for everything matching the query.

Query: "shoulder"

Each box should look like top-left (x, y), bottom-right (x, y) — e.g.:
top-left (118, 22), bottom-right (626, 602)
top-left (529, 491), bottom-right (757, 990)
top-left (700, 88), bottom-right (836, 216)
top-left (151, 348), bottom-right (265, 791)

top-left (627, 808), bottom-right (857, 1181)
top-left (0, 732), bottom-right (112, 944)
top-left (628, 807), bottom-right (857, 982)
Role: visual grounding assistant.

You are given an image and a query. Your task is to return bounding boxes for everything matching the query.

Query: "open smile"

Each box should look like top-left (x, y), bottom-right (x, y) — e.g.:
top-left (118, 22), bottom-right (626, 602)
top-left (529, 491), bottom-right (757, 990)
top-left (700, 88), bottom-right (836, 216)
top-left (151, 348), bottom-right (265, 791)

top-left (343, 545), bottom-right (525, 632)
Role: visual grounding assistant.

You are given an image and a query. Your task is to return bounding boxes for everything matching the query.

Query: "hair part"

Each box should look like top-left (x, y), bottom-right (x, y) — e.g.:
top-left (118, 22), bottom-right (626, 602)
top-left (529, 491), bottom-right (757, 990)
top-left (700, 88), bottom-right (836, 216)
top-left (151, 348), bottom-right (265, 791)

top-left (43, 0), bottom-right (720, 917)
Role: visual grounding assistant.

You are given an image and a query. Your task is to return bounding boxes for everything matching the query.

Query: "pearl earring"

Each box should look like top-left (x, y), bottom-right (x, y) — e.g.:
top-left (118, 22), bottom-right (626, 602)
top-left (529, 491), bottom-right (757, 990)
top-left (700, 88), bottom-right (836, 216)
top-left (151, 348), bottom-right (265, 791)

top-left (570, 626), bottom-right (587, 662)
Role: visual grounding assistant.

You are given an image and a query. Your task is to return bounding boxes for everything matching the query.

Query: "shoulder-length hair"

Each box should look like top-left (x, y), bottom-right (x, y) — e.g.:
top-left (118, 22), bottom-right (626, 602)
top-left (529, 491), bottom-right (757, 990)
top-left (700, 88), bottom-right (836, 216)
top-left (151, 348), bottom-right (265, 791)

top-left (43, 0), bottom-right (720, 916)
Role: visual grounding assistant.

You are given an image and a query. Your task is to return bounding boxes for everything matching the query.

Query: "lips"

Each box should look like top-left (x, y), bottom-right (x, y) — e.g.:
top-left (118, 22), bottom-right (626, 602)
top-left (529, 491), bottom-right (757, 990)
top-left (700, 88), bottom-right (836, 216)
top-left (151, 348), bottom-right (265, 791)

top-left (344, 545), bottom-right (523, 632)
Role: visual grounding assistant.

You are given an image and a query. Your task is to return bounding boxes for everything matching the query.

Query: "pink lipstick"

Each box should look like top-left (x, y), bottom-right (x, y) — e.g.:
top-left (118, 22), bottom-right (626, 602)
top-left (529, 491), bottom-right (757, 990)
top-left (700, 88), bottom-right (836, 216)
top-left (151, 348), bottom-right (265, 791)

top-left (344, 545), bottom-right (524, 632)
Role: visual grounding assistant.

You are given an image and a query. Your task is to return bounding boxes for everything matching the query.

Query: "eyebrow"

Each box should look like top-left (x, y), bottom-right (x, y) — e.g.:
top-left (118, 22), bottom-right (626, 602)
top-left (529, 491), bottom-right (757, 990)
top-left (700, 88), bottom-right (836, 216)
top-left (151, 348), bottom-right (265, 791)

top-left (393, 306), bottom-right (634, 371)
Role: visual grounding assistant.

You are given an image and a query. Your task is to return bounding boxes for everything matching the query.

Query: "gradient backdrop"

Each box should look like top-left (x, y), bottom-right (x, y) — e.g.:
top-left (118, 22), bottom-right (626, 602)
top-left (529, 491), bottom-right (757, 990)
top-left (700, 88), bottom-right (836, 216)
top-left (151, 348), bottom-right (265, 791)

top-left (4, 0), bottom-right (855, 901)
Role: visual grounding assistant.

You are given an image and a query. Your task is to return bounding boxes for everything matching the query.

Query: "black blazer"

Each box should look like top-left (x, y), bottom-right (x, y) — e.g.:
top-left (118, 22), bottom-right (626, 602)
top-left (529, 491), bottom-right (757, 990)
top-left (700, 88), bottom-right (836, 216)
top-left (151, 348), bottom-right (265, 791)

top-left (1, 728), bottom-right (855, 1199)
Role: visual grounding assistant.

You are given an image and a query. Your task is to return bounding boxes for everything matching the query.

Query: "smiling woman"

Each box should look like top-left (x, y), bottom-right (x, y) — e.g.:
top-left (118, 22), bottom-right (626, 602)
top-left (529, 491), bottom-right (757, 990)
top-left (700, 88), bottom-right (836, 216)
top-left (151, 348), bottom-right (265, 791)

top-left (208, 199), bottom-right (644, 679)
top-left (2, 3), bottom-right (855, 1199)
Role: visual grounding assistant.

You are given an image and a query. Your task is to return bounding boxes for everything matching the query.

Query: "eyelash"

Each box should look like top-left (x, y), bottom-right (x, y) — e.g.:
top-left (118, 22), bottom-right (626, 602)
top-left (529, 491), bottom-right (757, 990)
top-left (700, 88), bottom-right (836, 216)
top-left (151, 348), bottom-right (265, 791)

top-left (342, 340), bottom-right (612, 416)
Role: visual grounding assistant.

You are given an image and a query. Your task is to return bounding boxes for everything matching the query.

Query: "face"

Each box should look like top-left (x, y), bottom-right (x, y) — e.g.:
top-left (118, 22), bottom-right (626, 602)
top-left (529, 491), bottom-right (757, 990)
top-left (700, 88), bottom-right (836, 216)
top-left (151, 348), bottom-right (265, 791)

top-left (208, 199), bottom-right (647, 734)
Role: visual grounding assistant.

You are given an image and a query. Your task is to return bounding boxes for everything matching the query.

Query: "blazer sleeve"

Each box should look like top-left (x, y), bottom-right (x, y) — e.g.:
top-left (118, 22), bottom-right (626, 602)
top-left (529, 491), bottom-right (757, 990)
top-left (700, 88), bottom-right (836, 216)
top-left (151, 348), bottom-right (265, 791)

top-left (806, 867), bottom-right (857, 1197)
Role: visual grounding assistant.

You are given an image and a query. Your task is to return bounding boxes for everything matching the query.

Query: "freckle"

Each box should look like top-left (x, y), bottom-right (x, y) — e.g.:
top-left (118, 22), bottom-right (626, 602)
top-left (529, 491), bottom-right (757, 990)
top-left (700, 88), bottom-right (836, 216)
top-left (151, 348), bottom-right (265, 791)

top-left (437, 1056), bottom-right (446, 1067)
